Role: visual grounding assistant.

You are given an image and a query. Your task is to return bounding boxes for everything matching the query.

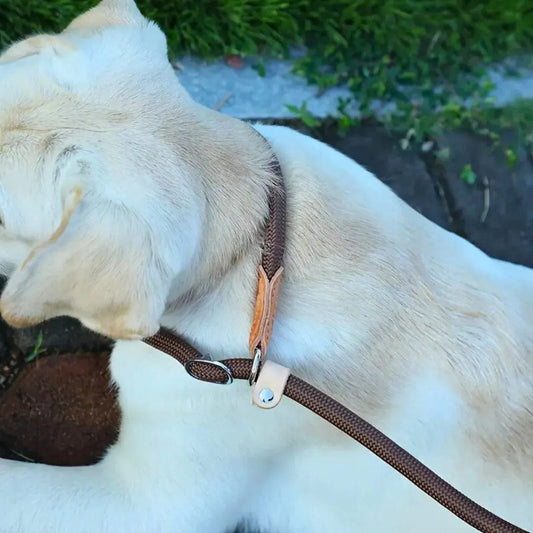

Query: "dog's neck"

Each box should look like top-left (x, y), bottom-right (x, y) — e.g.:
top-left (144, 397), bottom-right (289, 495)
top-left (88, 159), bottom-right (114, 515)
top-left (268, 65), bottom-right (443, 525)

top-left (162, 109), bottom-right (275, 314)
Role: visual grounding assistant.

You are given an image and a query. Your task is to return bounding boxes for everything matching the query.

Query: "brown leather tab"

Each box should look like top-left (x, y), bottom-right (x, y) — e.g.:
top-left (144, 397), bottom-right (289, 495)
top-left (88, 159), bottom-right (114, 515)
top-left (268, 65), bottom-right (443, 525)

top-left (248, 265), bottom-right (284, 356)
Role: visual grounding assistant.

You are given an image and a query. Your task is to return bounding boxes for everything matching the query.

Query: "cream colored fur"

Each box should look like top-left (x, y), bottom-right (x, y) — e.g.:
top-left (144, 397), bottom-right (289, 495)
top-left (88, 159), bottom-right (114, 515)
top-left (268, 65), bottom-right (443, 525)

top-left (0, 1), bottom-right (531, 531)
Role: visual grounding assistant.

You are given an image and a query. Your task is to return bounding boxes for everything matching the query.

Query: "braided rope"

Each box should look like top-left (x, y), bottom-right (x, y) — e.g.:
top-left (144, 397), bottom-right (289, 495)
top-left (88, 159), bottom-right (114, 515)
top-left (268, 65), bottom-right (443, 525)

top-left (262, 158), bottom-right (286, 280)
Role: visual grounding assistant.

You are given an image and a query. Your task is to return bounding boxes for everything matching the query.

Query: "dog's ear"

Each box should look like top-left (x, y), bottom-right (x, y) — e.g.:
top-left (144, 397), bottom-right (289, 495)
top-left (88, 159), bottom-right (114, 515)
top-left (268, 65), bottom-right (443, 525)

top-left (0, 35), bottom-right (76, 65)
top-left (65, 0), bottom-right (146, 32)
top-left (0, 183), bottom-right (172, 341)
top-left (64, 0), bottom-right (168, 61)
top-left (0, 1), bottom-right (147, 66)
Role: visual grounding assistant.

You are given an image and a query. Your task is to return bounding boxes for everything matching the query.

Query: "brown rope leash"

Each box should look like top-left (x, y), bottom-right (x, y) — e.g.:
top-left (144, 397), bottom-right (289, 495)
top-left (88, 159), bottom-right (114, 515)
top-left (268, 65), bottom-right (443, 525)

top-left (144, 331), bottom-right (526, 533)
top-left (145, 149), bottom-right (528, 533)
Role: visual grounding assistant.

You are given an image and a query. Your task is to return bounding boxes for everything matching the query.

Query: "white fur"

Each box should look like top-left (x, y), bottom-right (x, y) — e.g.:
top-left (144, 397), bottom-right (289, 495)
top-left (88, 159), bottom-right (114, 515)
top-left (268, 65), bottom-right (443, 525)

top-left (0, 1), bottom-right (531, 531)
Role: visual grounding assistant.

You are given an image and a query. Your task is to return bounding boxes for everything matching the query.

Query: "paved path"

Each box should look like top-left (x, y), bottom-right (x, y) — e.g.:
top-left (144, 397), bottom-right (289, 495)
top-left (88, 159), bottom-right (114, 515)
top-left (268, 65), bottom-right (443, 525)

top-left (177, 55), bottom-right (533, 119)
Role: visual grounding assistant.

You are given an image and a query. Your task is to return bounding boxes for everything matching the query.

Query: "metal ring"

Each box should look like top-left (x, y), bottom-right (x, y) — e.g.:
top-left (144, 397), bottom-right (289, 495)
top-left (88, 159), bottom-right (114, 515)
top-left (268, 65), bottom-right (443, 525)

top-left (249, 348), bottom-right (262, 386)
top-left (184, 358), bottom-right (233, 385)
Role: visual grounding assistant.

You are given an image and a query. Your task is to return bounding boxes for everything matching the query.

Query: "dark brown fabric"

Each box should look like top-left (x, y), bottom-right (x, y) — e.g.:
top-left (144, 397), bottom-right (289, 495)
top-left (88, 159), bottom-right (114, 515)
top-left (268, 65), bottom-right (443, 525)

top-left (0, 351), bottom-right (119, 465)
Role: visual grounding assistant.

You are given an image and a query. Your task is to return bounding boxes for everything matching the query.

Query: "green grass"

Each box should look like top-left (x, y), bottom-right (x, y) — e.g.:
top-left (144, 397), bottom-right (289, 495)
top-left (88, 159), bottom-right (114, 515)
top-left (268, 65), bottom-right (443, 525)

top-left (24, 330), bottom-right (46, 363)
top-left (1, 0), bottom-right (532, 108)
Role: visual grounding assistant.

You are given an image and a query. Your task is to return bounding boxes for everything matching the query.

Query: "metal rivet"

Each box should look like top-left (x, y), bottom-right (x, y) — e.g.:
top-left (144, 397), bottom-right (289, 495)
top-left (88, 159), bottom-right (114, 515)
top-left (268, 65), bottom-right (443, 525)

top-left (259, 388), bottom-right (275, 404)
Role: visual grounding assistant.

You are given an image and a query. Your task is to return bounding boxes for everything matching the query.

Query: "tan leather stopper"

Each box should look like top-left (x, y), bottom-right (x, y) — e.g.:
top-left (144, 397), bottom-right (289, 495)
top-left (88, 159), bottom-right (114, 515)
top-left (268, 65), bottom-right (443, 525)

top-left (248, 265), bottom-right (284, 357)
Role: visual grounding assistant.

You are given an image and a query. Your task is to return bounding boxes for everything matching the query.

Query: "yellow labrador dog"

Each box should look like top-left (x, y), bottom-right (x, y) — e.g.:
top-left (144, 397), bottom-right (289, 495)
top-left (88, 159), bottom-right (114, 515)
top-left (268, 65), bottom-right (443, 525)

top-left (0, 1), bottom-right (531, 531)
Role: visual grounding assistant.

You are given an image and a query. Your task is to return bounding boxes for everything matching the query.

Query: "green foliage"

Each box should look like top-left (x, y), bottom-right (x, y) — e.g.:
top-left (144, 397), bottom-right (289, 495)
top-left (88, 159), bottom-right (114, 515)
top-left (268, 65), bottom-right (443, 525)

top-left (25, 330), bottom-right (46, 363)
top-left (460, 163), bottom-right (477, 185)
top-left (336, 97), bottom-right (361, 134)
top-left (286, 102), bottom-right (321, 127)
top-left (505, 147), bottom-right (518, 168)
top-left (1, 0), bottom-right (532, 109)
top-left (383, 97), bottom-right (533, 154)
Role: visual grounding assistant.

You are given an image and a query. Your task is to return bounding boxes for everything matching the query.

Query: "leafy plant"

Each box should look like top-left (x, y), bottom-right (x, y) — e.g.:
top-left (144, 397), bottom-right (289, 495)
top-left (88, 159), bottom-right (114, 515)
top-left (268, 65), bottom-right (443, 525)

top-left (286, 102), bottom-right (321, 127)
top-left (460, 164), bottom-right (477, 185)
top-left (505, 147), bottom-right (518, 168)
top-left (25, 331), bottom-right (46, 363)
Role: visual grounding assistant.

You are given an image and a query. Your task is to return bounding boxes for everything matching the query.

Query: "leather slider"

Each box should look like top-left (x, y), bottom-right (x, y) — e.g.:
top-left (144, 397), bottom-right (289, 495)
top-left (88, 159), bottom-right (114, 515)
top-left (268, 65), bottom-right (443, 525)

top-left (252, 360), bottom-right (291, 409)
top-left (248, 265), bottom-right (284, 356)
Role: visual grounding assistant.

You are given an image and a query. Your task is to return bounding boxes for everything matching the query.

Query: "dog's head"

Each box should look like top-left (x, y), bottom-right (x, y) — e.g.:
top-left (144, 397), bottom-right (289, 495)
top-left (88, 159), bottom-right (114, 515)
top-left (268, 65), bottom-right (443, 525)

top-left (0, 0), bottom-right (204, 339)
